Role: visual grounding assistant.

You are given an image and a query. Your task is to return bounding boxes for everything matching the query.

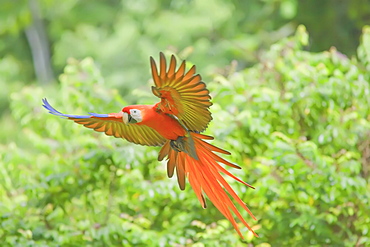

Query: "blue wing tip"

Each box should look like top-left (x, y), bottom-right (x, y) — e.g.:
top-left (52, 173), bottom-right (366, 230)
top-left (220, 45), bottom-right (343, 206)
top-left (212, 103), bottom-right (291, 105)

top-left (42, 98), bottom-right (106, 119)
top-left (42, 98), bottom-right (66, 117)
top-left (88, 112), bottom-right (109, 118)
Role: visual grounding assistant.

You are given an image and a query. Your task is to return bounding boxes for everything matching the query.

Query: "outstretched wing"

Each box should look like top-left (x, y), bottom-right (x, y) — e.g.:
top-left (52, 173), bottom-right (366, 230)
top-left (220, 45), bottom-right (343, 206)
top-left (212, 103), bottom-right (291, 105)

top-left (150, 52), bottom-right (212, 132)
top-left (42, 98), bottom-right (166, 146)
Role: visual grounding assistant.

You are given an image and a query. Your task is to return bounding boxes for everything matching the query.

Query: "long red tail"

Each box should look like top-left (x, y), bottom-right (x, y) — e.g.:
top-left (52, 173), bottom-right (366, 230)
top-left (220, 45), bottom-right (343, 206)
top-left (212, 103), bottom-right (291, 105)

top-left (158, 132), bottom-right (258, 238)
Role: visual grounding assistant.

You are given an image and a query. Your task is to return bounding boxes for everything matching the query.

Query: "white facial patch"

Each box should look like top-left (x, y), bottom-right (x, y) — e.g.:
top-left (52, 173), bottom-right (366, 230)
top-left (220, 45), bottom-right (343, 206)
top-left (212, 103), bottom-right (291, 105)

top-left (129, 109), bottom-right (143, 123)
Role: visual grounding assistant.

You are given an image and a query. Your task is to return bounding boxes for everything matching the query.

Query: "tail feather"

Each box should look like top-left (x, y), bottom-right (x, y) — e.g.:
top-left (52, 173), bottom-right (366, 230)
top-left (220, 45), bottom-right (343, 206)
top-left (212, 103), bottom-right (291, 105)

top-left (207, 150), bottom-right (241, 169)
top-left (196, 136), bottom-right (231, 155)
top-left (158, 140), bottom-right (171, 162)
top-left (159, 132), bottom-right (258, 238)
top-left (186, 155), bottom-right (207, 208)
top-left (175, 152), bottom-right (186, 190)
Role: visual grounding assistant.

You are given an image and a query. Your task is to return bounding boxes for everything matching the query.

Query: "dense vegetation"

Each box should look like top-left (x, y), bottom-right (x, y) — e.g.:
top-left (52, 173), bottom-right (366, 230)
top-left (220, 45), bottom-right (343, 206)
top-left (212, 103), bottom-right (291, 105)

top-left (1, 1), bottom-right (369, 246)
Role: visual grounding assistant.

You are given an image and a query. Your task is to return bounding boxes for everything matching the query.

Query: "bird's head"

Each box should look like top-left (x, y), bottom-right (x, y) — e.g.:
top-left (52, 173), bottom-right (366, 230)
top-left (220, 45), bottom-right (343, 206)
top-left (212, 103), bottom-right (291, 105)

top-left (122, 106), bottom-right (143, 124)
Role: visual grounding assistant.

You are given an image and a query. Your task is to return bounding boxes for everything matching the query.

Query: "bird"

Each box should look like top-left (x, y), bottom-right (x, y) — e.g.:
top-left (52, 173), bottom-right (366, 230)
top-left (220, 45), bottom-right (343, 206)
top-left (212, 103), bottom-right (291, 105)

top-left (42, 52), bottom-right (258, 238)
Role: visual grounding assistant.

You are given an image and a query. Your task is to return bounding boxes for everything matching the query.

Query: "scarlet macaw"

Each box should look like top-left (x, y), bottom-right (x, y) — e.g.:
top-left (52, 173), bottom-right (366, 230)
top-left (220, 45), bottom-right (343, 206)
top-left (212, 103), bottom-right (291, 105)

top-left (43, 53), bottom-right (257, 238)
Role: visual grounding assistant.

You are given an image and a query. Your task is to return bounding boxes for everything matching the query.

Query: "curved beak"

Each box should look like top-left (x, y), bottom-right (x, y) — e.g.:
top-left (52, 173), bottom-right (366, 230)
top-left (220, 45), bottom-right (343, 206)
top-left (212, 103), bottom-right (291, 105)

top-left (123, 112), bottom-right (129, 125)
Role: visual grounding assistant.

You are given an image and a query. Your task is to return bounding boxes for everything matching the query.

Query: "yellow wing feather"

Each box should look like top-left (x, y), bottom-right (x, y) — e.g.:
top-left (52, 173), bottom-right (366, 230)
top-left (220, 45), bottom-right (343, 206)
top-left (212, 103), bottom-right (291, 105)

top-left (70, 117), bottom-right (166, 146)
top-left (42, 98), bottom-right (167, 146)
top-left (150, 52), bottom-right (212, 132)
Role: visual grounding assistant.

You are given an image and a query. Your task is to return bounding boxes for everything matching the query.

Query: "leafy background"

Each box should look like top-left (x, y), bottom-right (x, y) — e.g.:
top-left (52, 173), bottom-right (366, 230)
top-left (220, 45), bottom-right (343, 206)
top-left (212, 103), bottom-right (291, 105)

top-left (1, 0), bottom-right (369, 246)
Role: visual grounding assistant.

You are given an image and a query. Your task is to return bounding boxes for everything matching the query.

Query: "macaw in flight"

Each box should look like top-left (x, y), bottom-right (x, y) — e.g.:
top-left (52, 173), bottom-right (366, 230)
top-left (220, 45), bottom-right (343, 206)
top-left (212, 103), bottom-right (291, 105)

top-left (43, 52), bottom-right (258, 238)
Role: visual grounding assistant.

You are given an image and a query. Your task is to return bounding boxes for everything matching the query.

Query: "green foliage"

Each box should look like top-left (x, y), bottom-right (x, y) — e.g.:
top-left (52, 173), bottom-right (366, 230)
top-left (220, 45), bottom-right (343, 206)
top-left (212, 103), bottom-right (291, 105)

top-left (208, 25), bottom-right (370, 246)
top-left (1, 26), bottom-right (369, 246)
top-left (1, 0), bottom-right (369, 94)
